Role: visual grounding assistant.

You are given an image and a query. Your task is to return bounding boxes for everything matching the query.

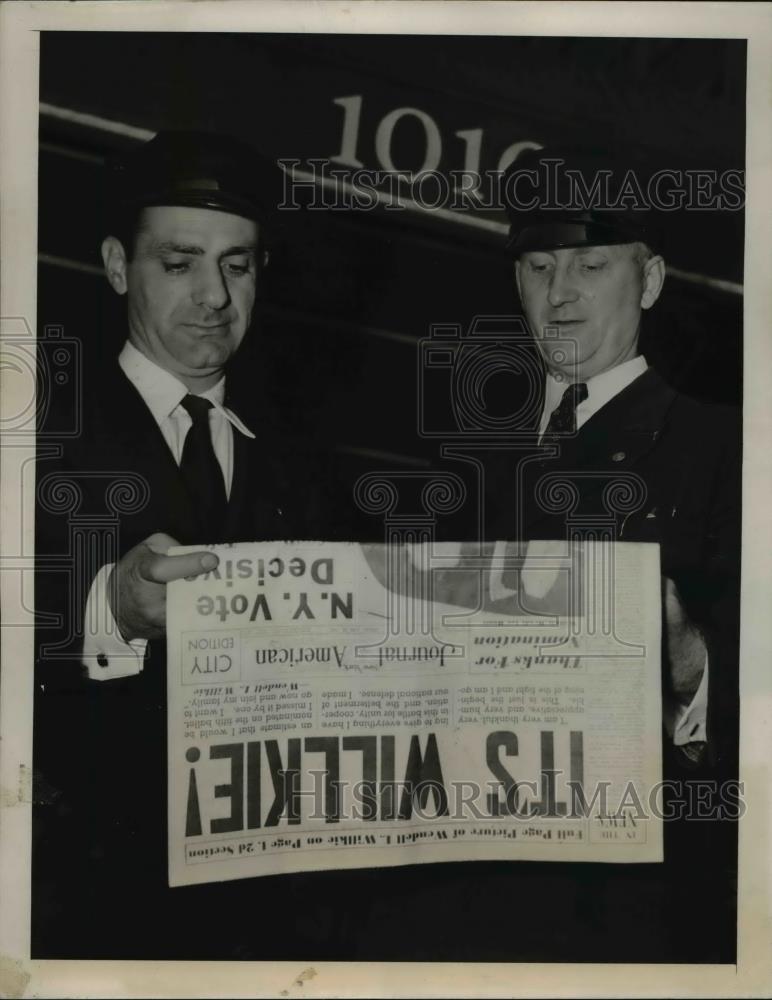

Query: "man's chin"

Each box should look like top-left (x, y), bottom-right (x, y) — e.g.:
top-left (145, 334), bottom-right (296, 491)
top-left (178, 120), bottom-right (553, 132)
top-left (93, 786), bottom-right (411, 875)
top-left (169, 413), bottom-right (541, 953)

top-left (185, 341), bottom-right (237, 370)
top-left (538, 354), bottom-right (591, 384)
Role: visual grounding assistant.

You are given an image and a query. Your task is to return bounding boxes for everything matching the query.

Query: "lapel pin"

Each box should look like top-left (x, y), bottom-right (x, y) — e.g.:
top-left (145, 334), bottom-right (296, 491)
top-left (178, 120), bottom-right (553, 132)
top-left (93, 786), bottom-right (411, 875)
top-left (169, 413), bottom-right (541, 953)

top-left (612, 451), bottom-right (626, 462)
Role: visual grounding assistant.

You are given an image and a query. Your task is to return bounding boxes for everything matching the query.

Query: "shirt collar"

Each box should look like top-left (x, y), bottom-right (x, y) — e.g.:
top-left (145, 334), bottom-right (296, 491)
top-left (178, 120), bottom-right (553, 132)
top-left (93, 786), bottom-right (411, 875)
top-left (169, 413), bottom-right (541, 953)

top-left (118, 341), bottom-right (255, 438)
top-left (543, 355), bottom-right (648, 423)
top-left (581, 355), bottom-right (649, 419)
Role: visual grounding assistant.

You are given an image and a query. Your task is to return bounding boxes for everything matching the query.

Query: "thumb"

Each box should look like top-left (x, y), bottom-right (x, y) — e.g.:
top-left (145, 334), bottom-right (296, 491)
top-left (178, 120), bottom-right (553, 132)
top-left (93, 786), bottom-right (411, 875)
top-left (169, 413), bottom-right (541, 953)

top-left (138, 544), bottom-right (219, 585)
top-left (144, 532), bottom-right (182, 556)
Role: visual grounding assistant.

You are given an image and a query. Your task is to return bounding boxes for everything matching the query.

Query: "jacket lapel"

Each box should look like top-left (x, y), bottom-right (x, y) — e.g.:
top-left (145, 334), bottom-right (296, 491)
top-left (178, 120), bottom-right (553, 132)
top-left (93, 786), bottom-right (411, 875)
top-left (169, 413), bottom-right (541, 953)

top-left (96, 361), bottom-right (293, 546)
top-left (524, 368), bottom-right (678, 535)
top-left (223, 425), bottom-right (252, 540)
top-left (220, 388), bottom-right (294, 542)
top-left (94, 363), bottom-right (202, 544)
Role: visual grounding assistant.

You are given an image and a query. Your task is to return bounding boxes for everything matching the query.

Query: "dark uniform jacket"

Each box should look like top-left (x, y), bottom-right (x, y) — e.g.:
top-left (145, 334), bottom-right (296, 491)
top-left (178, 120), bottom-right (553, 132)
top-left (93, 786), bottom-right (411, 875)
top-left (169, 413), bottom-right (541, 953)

top-left (33, 358), bottom-right (342, 957)
top-left (499, 367), bottom-right (741, 774)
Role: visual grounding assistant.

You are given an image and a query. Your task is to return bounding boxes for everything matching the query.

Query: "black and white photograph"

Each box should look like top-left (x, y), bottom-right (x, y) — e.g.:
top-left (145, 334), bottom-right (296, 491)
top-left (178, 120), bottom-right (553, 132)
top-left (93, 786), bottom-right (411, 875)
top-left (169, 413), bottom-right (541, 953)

top-left (0, 2), bottom-right (770, 997)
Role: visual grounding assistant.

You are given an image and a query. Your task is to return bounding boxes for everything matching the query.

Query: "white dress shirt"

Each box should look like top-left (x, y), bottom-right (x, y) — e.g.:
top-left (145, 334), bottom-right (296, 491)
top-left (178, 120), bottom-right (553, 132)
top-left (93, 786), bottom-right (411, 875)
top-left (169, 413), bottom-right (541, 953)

top-left (530, 354), bottom-right (708, 746)
top-left (81, 341), bottom-right (255, 680)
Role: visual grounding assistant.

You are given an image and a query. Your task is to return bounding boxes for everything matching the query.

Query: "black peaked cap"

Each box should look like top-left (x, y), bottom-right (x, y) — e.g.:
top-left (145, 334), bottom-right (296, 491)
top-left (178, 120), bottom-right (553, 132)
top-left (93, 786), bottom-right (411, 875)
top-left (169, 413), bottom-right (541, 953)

top-left (107, 129), bottom-right (283, 226)
top-left (502, 144), bottom-right (663, 256)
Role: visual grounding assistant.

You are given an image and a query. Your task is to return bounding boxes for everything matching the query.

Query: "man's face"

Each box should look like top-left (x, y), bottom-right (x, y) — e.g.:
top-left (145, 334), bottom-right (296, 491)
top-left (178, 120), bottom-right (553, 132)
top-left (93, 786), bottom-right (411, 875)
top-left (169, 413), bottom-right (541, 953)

top-left (118, 206), bottom-right (259, 384)
top-left (516, 244), bottom-right (657, 381)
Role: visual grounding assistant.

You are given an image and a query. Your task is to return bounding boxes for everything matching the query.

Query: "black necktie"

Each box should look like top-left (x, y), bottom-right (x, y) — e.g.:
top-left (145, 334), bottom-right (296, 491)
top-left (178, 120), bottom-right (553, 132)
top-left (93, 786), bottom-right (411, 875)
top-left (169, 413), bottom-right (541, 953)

top-left (179, 394), bottom-right (228, 533)
top-left (542, 382), bottom-right (588, 446)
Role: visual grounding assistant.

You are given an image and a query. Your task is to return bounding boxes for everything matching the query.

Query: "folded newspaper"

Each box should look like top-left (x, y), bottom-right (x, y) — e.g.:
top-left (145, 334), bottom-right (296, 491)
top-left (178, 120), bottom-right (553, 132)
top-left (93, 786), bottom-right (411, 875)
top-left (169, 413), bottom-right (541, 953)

top-left (167, 540), bottom-right (662, 886)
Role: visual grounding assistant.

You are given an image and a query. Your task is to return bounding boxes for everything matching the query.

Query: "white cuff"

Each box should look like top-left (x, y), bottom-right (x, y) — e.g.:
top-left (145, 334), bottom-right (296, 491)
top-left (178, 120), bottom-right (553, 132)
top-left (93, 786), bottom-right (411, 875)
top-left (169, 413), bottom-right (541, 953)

top-left (666, 652), bottom-right (709, 745)
top-left (81, 563), bottom-right (147, 680)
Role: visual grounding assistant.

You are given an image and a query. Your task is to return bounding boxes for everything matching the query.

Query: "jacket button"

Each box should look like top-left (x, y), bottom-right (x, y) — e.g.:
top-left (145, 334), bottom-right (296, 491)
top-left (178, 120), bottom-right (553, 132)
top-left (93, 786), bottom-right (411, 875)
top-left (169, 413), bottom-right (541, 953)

top-left (611, 451), bottom-right (626, 462)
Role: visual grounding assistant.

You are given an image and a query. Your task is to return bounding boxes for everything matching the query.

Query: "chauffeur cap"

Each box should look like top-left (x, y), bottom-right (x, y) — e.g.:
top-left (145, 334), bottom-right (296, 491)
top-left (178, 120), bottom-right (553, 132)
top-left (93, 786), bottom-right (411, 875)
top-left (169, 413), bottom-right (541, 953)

top-left (106, 129), bottom-right (281, 230)
top-left (502, 145), bottom-right (662, 256)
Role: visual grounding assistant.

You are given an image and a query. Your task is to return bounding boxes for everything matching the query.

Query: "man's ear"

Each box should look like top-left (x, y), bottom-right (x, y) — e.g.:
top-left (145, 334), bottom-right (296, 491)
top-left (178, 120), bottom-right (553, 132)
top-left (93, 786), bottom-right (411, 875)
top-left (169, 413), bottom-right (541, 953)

top-left (514, 259), bottom-right (522, 300)
top-left (641, 255), bottom-right (666, 310)
top-left (101, 236), bottom-right (129, 295)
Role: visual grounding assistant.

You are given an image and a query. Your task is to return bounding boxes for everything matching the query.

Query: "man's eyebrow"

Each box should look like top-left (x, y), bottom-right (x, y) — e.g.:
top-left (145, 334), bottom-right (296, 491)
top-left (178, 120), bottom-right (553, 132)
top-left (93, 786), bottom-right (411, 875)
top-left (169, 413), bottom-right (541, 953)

top-left (146, 241), bottom-right (258, 257)
top-left (149, 241), bottom-right (205, 256)
top-left (220, 244), bottom-right (258, 257)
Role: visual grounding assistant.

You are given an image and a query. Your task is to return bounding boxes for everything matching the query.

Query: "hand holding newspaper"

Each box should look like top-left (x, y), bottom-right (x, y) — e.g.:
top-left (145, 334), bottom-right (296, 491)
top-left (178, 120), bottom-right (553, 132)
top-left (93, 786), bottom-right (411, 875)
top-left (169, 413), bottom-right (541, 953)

top-left (166, 540), bottom-right (662, 886)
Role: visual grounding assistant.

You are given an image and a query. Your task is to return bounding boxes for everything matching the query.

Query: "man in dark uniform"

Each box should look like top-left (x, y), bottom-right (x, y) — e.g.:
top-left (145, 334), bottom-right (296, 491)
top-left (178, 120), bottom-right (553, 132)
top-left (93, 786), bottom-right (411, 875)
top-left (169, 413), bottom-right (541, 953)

top-left (349, 147), bottom-right (740, 965)
top-left (488, 146), bottom-right (741, 960)
top-left (32, 131), bottom-right (343, 957)
top-left (497, 146), bottom-right (740, 779)
top-left (347, 147), bottom-right (740, 965)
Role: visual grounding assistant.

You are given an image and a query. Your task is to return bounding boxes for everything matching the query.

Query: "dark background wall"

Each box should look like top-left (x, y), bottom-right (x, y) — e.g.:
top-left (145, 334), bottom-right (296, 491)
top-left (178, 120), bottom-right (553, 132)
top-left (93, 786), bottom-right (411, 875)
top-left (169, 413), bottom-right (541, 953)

top-left (38, 33), bottom-right (745, 477)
